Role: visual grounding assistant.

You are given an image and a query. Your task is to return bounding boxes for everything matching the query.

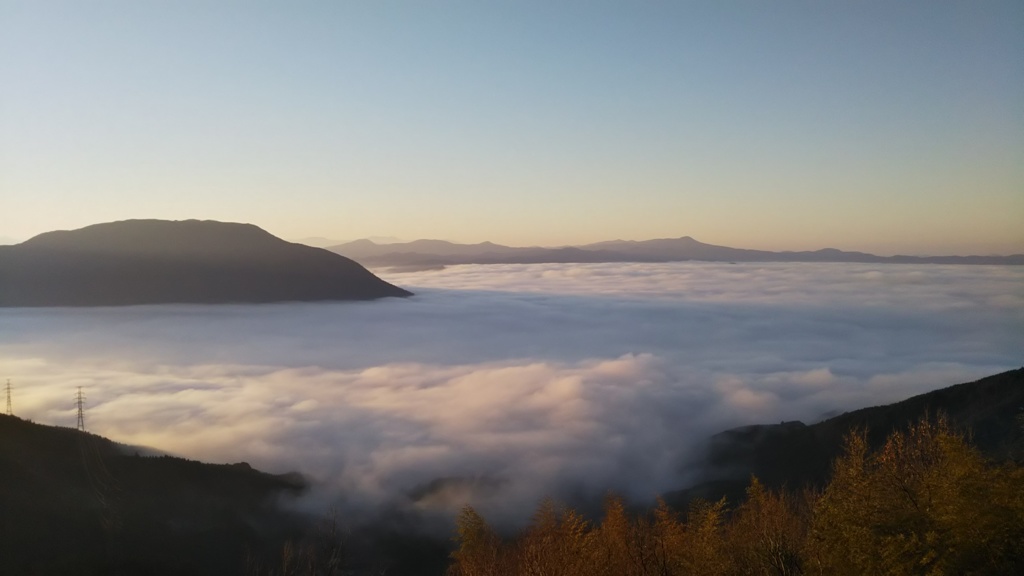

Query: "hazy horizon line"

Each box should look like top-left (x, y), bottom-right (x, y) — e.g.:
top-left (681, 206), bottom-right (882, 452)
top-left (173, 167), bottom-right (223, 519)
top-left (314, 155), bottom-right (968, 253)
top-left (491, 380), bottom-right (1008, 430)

top-left (296, 235), bottom-right (1024, 259)
top-left (2, 220), bottom-right (1021, 259)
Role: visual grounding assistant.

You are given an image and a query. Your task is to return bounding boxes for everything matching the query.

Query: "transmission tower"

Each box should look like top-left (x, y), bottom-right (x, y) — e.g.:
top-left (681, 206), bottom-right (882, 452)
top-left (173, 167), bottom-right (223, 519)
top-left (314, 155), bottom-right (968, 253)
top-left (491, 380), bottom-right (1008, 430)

top-left (75, 387), bottom-right (86, 431)
top-left (4, 379), bottom-right (11, 416)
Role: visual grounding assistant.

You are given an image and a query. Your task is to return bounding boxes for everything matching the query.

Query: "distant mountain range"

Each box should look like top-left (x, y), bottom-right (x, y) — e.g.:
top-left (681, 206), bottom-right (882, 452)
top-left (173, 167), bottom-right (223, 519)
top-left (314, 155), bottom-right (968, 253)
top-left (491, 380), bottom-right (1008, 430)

top-left (293, 236), bottom-right (403, 248)
top-left (0, 220), bottom-right (412, 307)
top-left (328, 237), bottom-right (1024, 267)
top-left (291, 236), bottom-right (346, 248)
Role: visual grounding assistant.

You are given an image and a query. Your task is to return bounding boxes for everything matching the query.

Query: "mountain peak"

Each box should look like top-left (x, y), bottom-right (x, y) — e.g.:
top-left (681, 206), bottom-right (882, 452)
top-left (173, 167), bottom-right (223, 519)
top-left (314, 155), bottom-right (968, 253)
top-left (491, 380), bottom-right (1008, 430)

top-left (2, 219), bottom-right (412, 306)
top-left (22, 219), bottom-right (281, 257)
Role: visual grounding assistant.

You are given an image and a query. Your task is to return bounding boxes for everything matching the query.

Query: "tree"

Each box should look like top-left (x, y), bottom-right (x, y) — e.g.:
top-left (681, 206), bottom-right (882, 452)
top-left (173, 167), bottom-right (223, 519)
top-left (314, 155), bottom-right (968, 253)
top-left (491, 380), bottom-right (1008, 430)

top-left (449, 506), bottom-right (503, 576)
top-left (517, 498), bottom-right (595, 576)
top-left (727, 478), bottom-right (806, 576)
top-left (806, 416), bottom-right (1024, 575)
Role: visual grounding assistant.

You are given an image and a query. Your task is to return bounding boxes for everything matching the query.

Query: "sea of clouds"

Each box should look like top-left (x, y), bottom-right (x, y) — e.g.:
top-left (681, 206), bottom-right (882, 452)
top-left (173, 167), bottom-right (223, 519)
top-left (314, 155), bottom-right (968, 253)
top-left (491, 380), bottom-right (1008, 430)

top-left (1, 262), bottom-right (1022, 526)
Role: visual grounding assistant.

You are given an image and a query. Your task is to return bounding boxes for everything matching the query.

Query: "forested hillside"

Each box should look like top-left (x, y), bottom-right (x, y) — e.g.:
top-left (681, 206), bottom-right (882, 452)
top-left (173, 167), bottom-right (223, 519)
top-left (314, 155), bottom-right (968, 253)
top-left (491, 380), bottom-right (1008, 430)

top-left (0, 414), bottom-right (307, 575)
top-left (448, 416), bottom-right (1024, 576)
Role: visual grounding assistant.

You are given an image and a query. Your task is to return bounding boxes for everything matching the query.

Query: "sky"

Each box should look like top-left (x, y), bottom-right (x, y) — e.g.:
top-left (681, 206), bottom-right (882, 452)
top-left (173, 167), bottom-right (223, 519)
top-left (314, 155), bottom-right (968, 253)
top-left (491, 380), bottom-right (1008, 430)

top-left (2, 262), bottom-right (1021, 526)
top-left (2, 1), bottom-right (1022, 255)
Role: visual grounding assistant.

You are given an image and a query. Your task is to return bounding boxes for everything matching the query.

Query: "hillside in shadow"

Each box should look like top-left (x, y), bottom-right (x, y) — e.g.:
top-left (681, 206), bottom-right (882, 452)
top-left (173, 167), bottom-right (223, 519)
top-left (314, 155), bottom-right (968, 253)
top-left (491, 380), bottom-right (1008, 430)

top-left (668, 367), bottom-right (1024, 507)
top-left (0, 414), bottom-right (308, 575)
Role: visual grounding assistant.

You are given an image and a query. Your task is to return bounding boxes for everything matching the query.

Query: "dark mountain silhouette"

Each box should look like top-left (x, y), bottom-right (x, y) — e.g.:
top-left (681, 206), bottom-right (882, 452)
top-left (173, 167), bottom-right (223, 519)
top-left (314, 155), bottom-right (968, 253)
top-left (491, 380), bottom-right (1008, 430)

top-left (0, 414), bottom-right (453, 575)
top-left (328, 236), bottom-right (1024, 267)
top-left (0, 219), bottom-right (412, 306)
top-left (0, 414), bottom-right (307, 575)
top-left (666, 367), bottom-right (1024, 508)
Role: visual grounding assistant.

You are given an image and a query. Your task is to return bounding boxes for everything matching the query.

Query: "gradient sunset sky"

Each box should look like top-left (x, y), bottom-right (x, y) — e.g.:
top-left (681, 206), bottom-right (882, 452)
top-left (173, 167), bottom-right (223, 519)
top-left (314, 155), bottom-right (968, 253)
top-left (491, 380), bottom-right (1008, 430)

top-left (2, 1), bottom-right (1022, 255)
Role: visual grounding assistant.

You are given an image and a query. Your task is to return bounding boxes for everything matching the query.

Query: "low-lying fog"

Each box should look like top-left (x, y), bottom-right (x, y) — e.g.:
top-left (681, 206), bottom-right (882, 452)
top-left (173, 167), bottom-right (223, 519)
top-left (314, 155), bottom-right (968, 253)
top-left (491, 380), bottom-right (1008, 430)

top-left (2, 262), bottom-right (1022, 526)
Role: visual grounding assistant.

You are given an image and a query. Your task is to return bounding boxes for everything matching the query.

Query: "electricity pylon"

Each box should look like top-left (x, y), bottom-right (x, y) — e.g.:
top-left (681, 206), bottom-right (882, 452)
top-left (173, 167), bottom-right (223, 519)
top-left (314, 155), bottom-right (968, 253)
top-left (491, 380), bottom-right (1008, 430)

top-left (4, 379), bottom-right (11, 416)
top-left (75, 387), bottom-right (86, 431)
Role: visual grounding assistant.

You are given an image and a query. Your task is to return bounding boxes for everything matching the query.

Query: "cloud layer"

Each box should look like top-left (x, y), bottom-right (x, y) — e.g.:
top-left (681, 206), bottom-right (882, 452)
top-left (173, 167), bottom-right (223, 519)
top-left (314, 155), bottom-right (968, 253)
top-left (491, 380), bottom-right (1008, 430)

top-left (2, 262), bottom-right (1021, 525)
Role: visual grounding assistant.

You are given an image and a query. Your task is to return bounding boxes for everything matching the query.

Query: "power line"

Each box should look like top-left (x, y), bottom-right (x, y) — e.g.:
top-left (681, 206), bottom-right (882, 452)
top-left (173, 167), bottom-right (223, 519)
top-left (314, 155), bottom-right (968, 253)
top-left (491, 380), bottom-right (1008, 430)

top-left (75, 387), bottom-right (86, 431)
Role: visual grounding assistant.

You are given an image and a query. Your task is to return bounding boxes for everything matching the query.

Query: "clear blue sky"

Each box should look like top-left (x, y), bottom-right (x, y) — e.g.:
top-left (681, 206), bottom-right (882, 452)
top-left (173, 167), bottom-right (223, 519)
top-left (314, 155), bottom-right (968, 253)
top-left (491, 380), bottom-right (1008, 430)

top-left (2, 1), bottom-right (1022, 254)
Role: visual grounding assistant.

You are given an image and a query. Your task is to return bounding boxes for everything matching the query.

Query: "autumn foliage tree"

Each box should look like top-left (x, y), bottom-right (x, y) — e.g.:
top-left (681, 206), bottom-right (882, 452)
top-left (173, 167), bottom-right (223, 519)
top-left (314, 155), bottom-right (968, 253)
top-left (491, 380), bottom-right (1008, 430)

top-left (726, 478), bottom-right (808, 576)
top-left (448, 416), bottom-right (1024, 576)
top-left (449, 506), bottom-right (504, 576)
top-left (805, 417), bottom-right (1024, 575)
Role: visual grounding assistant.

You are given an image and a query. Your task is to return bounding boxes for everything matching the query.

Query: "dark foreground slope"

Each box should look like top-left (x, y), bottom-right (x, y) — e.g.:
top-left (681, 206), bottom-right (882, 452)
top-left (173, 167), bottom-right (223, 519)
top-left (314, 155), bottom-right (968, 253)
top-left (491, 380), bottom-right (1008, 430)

top-left (0, 414), bottom-right (308, 575)
top-left (669, 367), bottom-right (1024, 507)
top-left (0, 219), bottom-right (412, 306)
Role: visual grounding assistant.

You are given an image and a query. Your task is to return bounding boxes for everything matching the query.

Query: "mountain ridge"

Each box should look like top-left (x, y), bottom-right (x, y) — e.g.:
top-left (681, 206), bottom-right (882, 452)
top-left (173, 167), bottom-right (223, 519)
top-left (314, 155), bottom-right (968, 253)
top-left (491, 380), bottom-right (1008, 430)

top-left (0, 219), bottom-right (413, 306)
top-left (667, 367), bottom-right (1024, 508)
top-left (0, 413), bottom-right (308, 575)
top-left (328, 236), bottom-right (1024, 267)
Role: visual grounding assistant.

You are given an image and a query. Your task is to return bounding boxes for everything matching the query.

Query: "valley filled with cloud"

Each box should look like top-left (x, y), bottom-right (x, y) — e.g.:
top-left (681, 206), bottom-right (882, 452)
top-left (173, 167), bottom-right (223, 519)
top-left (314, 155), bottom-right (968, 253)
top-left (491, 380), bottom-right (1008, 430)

top-left (2, 262), bottom-right (1021, 527)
